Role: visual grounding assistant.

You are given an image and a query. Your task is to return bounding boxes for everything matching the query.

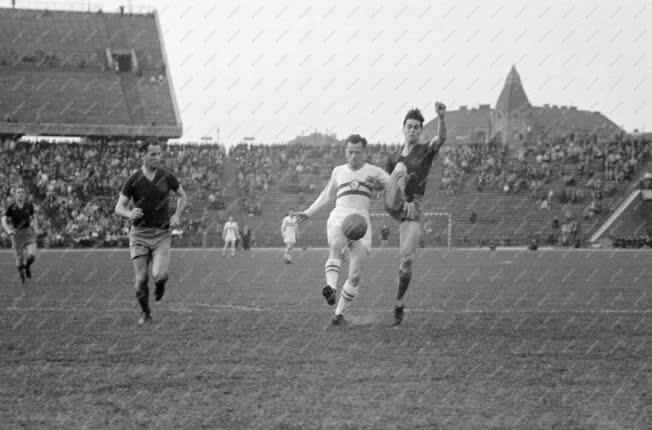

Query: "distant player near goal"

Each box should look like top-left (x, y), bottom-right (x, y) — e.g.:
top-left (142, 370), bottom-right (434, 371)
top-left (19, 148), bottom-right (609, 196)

top-left (295, 134), bottom-right (390, 325)
top-left (222, 216), bottom-right (239, 257)
top-left (115, 140), bottom-right (188, 324)
top-left (1, 185), bottom-right (41, 284)
top-left (385, 102), bottom-right (447, 325)
top-left (281, 210), bottom-right (298, 264)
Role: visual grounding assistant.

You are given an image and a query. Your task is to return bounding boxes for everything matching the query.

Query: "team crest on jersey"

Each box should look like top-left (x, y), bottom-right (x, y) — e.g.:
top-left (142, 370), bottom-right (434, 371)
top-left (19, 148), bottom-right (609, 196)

top-left (350, 180), bottom-right (360, 190)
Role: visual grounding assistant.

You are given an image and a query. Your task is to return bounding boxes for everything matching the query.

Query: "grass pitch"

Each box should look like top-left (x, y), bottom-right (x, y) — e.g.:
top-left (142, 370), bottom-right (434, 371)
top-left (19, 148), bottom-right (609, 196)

top-left (1, 248), bottom-right (650, 429)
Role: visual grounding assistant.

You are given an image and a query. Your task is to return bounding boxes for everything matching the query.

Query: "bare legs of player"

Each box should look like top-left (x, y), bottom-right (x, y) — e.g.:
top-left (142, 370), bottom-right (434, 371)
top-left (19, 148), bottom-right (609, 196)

top-left (15, 243), bottom-right (37, 283)
top-left (133, 256), bottom-right (152, 323)
top-left (333, 240), bottom-right (368, 319)
top-left (223, 240), bottom-right (236, 257)
top-left (283, 243), bottom-right (294, 264)
top-left (323, 234), bottom-right (347, 305)
top-left (394, 220), bottom-right (421, 325)
top-left (151, 248), bottom-right (170, 302)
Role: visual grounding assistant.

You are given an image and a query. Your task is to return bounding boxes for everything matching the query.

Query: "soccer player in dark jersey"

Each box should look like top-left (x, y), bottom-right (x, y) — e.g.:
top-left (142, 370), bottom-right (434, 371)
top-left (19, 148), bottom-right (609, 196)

top-left (384, 102), bottom-right (446, 325)
top-left (2, 185), bottom-right (40, 284)
top-left (115, 141), bottom-right (188, 324)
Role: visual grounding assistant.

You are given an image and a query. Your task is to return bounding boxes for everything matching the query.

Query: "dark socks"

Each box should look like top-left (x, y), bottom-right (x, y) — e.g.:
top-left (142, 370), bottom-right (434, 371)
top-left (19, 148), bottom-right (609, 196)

top-left (136, 281), bottom-right (150, 315)
top-left (154, 279), bottom-right (166, 301)
top-left (396, 272), bottom-right (412, 302)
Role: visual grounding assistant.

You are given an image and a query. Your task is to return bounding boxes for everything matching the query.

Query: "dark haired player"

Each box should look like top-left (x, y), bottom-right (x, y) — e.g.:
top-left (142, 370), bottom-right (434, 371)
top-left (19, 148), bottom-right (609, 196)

top-left (2, 185), bottom-right (40, 284)
top-left (295, 134), bottom-right (390, 325)
top-left (385, 102), bottom-right (446, 325)
top-left (115, 141), bottom-right (187, 324)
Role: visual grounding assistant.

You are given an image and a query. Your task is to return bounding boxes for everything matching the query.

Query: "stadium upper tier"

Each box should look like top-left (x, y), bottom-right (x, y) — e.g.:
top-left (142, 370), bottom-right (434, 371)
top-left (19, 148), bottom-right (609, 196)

top-left (0, 8), bottom-right (180, 138)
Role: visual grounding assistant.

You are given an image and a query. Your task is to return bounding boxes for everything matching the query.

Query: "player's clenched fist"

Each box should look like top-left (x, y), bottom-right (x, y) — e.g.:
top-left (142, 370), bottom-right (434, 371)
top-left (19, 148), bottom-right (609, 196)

top-left (129, 208), bottom-right (144, 220)
top-left (435, 101), bottom-right (446, 117)
top-left (366, 175), bottom-right (386, 191)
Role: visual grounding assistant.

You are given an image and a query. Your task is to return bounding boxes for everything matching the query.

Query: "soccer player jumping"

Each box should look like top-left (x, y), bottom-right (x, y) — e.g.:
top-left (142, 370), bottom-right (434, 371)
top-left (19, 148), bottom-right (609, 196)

top-left (295, 134), bottom-right (390, 325)
top-left (2, 185), bottom-right (40, 284)
top-left (385, 102), bottom-right (447, 325)
top-left (115, 141), bottom-right (187, 324)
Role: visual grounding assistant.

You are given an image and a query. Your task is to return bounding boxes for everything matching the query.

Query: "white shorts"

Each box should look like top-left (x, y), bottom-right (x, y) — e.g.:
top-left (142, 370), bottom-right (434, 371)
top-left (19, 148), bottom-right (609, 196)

top-left (327, 207), bottom-right (372, 251)
top-left (284, 230), bottom-right (296, 245)
top-left (225, 232), bottom-right (236, 243)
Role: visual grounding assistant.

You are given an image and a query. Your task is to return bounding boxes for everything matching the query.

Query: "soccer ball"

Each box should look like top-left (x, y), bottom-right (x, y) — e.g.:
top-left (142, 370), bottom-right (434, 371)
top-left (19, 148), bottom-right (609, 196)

top-left (342, 213), bottom-right (367, 241)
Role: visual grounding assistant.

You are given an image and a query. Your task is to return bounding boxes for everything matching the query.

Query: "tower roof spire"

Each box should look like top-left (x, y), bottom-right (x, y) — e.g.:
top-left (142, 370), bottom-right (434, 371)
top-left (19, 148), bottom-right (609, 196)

top-left (496, 65), bottom-right (531, 113)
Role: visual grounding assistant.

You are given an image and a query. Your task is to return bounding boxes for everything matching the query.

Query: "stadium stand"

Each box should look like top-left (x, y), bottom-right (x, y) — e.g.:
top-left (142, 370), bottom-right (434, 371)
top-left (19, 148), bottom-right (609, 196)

top-left (0, 7), bottom-right (181, 138)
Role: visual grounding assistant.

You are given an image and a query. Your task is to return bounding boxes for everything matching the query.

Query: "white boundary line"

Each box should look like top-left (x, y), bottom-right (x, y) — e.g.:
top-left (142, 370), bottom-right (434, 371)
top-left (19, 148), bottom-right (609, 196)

top-left (1, 247), bottom-right (651, 253)
top-left (1, 304), bottom-right (649, 315)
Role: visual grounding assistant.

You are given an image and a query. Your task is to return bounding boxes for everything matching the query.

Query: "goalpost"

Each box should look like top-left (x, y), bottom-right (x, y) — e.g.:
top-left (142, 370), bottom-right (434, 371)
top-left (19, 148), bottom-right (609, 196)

top-left (370, 211), bottom-right (453, 248)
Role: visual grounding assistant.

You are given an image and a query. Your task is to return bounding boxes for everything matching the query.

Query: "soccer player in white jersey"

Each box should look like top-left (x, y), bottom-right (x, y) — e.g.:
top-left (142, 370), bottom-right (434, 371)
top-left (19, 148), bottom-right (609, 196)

top-left (295, 134), bottom-right (391, 325)
top-left (281, 210), bottom-right (298, 264)
top-left (222, 216), bottom-right (239, 257)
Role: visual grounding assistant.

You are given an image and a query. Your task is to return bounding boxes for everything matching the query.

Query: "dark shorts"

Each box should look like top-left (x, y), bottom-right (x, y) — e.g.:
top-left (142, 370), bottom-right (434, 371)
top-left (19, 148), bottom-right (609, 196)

top-left (12, 228), bottom-right (36, 254)
top-left (129, 227), bottom-right (171, 260)
top-left (384, 167), bottom-right (424, 222)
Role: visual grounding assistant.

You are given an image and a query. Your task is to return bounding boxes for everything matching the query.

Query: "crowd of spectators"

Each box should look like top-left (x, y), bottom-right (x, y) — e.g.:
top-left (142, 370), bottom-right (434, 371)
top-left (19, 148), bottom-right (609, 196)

top-left (0, 138), bottom-right (226, 248)
top-left (227, 141), bottom-right (400, 215)
top-left (441, 135), bottom-right (649, 200)
top-left (639, 172), bottom-right (652, 190)
top-left (2, 134), bottom-right (649, 249)
top-left (611, 232), bottom-right (652, 248)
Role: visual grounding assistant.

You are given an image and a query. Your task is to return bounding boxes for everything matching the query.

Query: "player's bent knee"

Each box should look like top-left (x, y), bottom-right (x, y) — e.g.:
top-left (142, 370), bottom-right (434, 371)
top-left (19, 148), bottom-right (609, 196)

top-left (153, 272), bottom-right (168, 284)
top-left (399, 259), bottom-right (412, 275)
top-left (134, 273), bottom-right (148, 286)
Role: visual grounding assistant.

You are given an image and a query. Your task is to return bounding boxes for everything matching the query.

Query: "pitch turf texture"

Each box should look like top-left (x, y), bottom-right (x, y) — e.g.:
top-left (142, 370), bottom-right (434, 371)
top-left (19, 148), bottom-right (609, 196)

top-left (0, 248), bottom-right (650, 429)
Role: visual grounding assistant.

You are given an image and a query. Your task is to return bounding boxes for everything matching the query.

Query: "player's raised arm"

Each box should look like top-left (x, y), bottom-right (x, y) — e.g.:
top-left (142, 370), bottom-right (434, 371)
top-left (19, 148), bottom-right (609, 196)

top-left (295, 172), bottom-right (337, 223)
top-left (427, 101), bottom-right (447, 151)
top-left (169, 184), bottom-right (187, 227)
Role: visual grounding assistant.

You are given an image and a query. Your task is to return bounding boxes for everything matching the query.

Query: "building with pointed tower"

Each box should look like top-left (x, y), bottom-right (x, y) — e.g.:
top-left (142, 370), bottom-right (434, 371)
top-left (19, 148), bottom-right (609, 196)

top-left (423, 66), bottom-right (622, 148)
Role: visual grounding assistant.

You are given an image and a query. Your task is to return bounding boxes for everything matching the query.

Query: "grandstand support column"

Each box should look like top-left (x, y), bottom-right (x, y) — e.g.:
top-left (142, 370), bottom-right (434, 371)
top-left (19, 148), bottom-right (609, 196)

top-left (154, 10), bottom-right (182, 130)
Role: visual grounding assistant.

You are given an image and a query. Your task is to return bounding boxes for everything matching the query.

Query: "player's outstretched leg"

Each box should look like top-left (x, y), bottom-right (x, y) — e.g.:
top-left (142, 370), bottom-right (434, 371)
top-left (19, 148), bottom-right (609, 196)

top-left (133, 257), bottom-right (152, 323)
top-left (332, 241), bottom-right (367, 324)
top-left (394, 220), bottom-right (420, 325)
top-left (151, 244), bottom-right (171, 302)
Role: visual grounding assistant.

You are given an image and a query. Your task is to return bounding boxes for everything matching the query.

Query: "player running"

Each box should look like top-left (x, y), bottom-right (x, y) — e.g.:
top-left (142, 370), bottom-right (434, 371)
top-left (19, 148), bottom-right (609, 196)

top-left (385, 102), bottom-right (447, 325)
top-left (222, 216), bottom-right (239, 257)
top-left (295, 134), bottom-right (390, 325)
top-left (115, 140), bottom-right (187, 324)
top-left (281, 210), bottom-right (298, 264)
top-left (2, 185), bottom-right (40, 284)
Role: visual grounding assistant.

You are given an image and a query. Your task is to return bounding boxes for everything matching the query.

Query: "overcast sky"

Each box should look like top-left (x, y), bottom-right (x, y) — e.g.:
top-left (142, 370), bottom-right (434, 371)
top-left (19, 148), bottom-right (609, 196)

top-left (20, 0), bottom-right (652, 144)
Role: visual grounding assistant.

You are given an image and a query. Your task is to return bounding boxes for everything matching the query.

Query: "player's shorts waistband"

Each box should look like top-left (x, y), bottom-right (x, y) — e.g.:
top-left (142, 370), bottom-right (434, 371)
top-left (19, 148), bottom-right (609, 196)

top-left (129, 226), bottom-right (170, 238)
top-left (330, 206), bottom-right (371, 218)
